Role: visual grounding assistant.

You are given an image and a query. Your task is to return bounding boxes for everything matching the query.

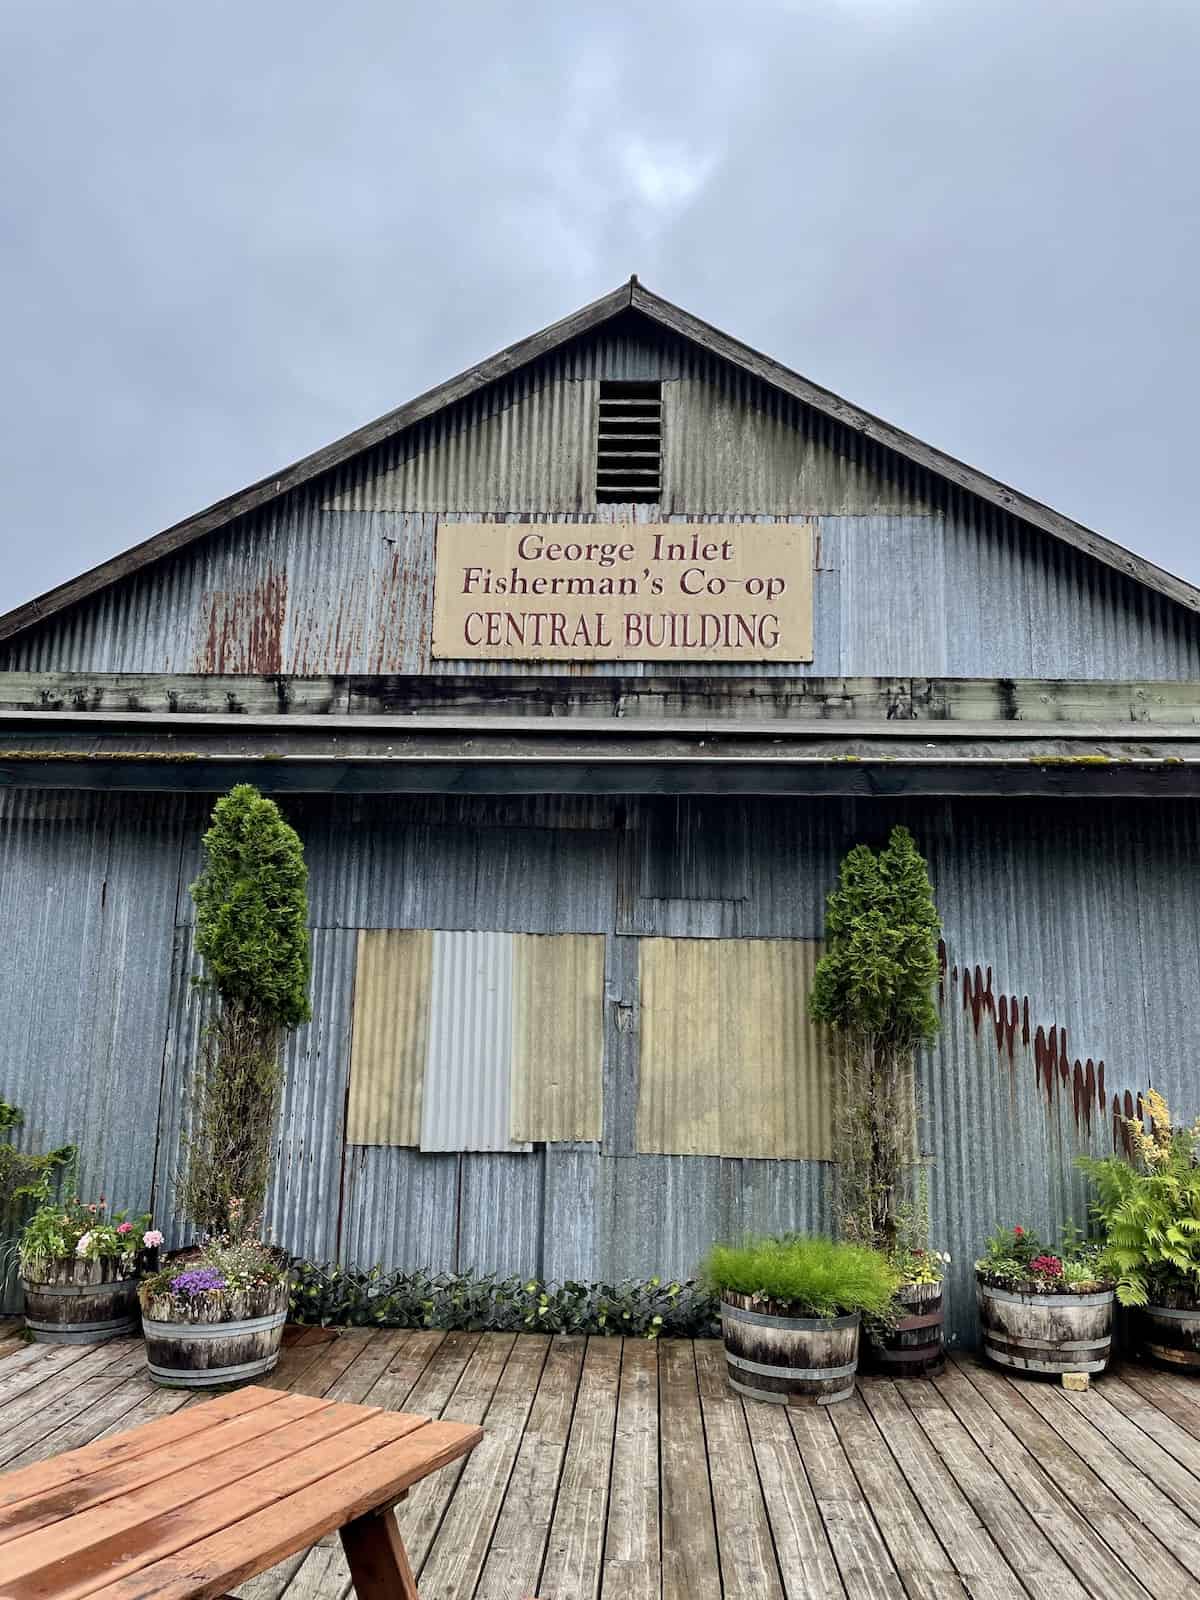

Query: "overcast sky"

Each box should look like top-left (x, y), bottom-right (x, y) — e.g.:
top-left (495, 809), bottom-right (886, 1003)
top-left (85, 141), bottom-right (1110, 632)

top-left (2, 0), bottom-right (1198, 613)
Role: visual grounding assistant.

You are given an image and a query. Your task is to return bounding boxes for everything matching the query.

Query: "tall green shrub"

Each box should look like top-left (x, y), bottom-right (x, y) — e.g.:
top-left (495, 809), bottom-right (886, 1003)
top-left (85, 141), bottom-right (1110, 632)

top-left (809, 825), bottom-right (941, 1252)
top-left (182, 785), bottom-right (311, 1237)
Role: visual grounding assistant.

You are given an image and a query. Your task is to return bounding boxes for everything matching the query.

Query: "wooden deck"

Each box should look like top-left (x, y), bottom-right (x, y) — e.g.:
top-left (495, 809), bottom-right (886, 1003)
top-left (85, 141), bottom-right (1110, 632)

top-left (0, 1324), bottom-right (1197, 1599)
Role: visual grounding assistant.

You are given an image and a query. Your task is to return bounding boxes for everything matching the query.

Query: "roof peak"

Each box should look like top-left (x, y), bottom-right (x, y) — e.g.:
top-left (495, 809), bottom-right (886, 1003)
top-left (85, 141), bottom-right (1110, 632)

top-left (2, 281), bottom-right (1197, 642)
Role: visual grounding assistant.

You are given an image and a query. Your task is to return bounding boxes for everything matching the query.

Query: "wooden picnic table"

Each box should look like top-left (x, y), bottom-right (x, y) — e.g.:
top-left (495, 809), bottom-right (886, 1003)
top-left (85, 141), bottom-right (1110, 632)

top-left (0, 1383), bottom-right (482, 1599)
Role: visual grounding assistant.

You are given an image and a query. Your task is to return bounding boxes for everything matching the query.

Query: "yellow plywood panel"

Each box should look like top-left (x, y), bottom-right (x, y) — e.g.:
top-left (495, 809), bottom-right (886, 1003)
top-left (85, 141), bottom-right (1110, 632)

top-left (511, 934), bottom-right (606, 1142)
top-left (637, 938), bottom-right (832, 1160)
top-left (346, 929), bottom-right (433, 1146)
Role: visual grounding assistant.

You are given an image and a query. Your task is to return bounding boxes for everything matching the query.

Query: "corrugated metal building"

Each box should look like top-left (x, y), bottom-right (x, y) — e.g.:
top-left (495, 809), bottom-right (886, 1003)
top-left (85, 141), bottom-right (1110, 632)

top-left (2, 278), bottom-right (1198, 1340)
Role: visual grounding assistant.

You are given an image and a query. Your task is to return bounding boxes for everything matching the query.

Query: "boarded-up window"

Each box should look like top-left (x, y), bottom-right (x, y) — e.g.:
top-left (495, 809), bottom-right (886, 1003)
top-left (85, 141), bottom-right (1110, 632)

top-left (637, 937), bottom-right (832, 1159)
top-left (347, 929), bottom-right (605, 1150)
top-left (346, 930), bottom-right (432, 1146)
top-left (511, 934), bottom-right (605, 1142)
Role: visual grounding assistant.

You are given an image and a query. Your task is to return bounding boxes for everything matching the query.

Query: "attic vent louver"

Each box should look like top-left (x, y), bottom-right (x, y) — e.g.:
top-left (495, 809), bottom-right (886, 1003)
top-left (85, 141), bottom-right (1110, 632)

top-left (596, 381), bottom-right (662, 503)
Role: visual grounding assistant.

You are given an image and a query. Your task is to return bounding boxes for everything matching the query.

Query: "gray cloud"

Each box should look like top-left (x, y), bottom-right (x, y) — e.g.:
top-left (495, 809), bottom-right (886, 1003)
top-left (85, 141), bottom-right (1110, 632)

top-left (2, 0), bottom-right (1198, 612)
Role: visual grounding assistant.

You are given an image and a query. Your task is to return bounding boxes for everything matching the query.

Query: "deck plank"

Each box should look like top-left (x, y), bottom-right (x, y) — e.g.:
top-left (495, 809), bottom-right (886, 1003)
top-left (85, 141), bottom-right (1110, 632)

top-left (1075, 1371), bottom-right (1200, 1489)
top-left (1114, 1364), bottom-right (1200, 1444)
top-left (742, 1387), bottom-right (845, 1600)
top-left (981, 1367), bottom-right (1200, 1565)
top-left (855, 1377), bottom-right (1021, 1600)
top-left (394, 1333), bottom-right (515, 1575)
top-left (830, 1389), bottom-right (972, 1600)
top-left (660, 1339), bottom-right (721, 1600)
top-left (788, 1398), bottom-right (907, 1600)
top-left (4, 1342), bottom-right (1200, 1600)
top-left (899, 1368), bottom-right (1100, 1600)
top-left (946, 1357), bottom-right (1197, 1600)
top-left (599, 1339), bottom-right (659, 1600)
top-left (694, 1338), bottom-right (784, 1598)
top-left (541, 1335), bottom-right (623, 1600)
top-left (0, 1338), bottom-right (148, 1471)
top-left (475, 1335), bottom-right (587, 1600)
top-left (417, 1333), bottom-right (551, 1598)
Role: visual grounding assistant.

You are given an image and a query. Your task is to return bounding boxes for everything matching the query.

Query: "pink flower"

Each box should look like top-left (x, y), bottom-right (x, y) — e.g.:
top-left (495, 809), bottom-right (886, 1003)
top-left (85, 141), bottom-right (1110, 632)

top-left (1030, 1254), bottom-right (1063, 1278)
top-left (143, 1230), bottom-right (164, 1249)
top-left (87, 1204), bottom-right (98, 1214)
top-left (1013, 1226), bottom-right (1024, 1236)
top-left (116, 1222), bottom-right (133, 1235)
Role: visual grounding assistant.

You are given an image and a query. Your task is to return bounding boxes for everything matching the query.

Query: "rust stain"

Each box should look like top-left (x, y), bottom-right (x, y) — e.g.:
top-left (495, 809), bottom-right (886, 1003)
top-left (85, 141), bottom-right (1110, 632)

top-left (194, 573), bottom-right (287, 673)
top-left (953, 958), bottom-right (1138, 1143)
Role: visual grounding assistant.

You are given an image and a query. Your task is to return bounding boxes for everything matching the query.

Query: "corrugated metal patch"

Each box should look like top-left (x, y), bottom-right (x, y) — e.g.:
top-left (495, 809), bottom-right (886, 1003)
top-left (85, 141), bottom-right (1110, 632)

top-left (345, 929), bottom-right (432, 1146)
top-left (637, 937), bottom-right (832, 1159)
top-left (510, 934), bottom-right (605, 1142)
top-left (420, 930), bottom-right (529, 1153)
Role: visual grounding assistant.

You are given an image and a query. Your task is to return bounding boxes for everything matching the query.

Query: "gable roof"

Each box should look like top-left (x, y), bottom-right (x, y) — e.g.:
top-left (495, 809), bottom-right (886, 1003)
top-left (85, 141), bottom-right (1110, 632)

top-left (3, 276), bottom-right (1198, 644)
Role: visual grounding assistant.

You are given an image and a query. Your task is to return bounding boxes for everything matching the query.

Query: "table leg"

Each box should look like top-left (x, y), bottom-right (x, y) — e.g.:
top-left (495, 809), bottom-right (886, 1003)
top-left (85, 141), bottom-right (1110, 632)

top-left (340, 1507), bottom-right (420, 1599)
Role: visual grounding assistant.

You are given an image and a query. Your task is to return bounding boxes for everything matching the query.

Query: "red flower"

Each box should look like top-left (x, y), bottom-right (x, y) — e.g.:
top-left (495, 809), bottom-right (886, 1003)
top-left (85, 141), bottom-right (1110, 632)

top-left (1030, 1254), bottom-right (1063, 1278)
top-left (1013, 1226), bottom-right (1024, 1236)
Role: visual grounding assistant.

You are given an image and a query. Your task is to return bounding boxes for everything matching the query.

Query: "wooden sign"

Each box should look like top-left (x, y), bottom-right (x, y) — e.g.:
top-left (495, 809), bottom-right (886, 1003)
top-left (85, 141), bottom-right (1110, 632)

top-left (431, 522), bottom-right (814, 663)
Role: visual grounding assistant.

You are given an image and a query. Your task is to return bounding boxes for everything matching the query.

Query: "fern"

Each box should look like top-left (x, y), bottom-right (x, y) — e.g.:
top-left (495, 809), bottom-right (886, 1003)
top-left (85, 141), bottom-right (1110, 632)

top-left (1078, 1095), bottom-right (1200, 1307)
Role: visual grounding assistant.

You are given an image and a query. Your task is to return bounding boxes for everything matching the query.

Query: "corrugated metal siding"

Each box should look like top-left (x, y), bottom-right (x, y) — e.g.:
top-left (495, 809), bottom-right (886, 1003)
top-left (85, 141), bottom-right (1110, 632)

top-left (0, 791), bottom-right (189, 1218)
top-left (4, 787), bottom-right (1200, 1341)
top-left (345, 930), bottom-right (431, 1146)
top-left (7, 324), bottom-right (1200, 679)
top-left (420, 930), bottom-right (528, 1153)
top-left (511, 934), bottom-right (605, 1143)
top-left (637, 938), bottom-right (831, 1159)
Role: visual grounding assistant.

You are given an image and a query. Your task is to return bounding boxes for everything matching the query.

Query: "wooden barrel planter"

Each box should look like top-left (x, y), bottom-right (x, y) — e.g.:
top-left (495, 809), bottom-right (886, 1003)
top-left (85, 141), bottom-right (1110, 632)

top-left (720, 1293), bottom-right (860, 1406)
top-left (865, 1280), bottom-right (946, 1377)
top-left (1140, 1300), bottom-right (1200, 1371)
top-left (22, 1258), bottom-right (140, 1345)
top-left (977, 1279), bottom-right (1114, 1375)
top-left (141, 1281), bottom-right (290, 1388)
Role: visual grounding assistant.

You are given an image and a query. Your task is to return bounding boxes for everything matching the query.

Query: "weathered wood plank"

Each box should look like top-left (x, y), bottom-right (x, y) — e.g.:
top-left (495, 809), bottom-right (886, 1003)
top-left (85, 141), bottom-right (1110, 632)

top-left (417, 1334), bottom-right (551, 1598)
top-left (1113, 1364), bottom-right (1200, 1444)
top-left (931, 1360), bottom-right (1163, 1600)
top-left (855, 1378), bottom-right (1028, 1600)
top-left (899, 1370), bottom-right (1098, 1600)
top-left (948, 1357), bottom-right (1199, 1600)
top-left (1003, 1368), bottom-right (1200, 1536)
top-left (600, 1339), bottom-right (659, 1600)
top-left (829, 1390), bottom-right (970, 1599)
top-left (1082, 1371), bottom-right (1200, 1485)
top-left (788, 1399), bottom-right (907, 1600)
top-left (694, 1338), bottom-right (783, 1597)
top-left (393, 1333), bottom-right (516, 1575)
top-left (540, 1335), bottom-right (622, 1600)
top-left (0, 1339), bottom-right (147, 1471)
top-left (743, 1388), bottom-right (845, 1600)
top-left (475, 1335), bottom-right (586, 1599)
top-left (660, 1339), bottom-right (721, 1600)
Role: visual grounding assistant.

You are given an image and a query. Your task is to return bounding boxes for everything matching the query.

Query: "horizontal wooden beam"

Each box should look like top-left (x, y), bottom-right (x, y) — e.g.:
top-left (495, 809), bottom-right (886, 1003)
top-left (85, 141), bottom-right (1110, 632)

top-left (3, 672), bottom-right (1200, 725)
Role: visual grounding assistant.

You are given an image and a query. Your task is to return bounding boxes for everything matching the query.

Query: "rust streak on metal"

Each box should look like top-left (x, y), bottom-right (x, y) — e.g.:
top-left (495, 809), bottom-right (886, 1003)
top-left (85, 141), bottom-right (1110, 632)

top-left (194, 572), bottom-right (287, 674)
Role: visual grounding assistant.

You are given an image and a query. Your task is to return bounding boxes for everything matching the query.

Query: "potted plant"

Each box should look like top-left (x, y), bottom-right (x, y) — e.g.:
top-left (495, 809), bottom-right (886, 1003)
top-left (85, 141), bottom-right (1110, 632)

top-left (975, 1223), bottom-right (1115, 1375)
top-left (809, 826), bottom-right (947, 1374)
top-left (141, 784), bottom-right (311, 1388)
top-left (19, 1190), bottom-right (159, 1345)
top-left (1079, 1090), bottom-right (1200, 1371)
top-left (702, 1234), bottom-right (898, 1405)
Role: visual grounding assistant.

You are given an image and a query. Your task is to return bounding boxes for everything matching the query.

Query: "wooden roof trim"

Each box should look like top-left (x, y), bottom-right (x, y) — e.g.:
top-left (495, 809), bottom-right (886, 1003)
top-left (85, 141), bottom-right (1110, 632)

top-left (0, 281), bottom-right (634, 643)
top-left (631, 283), bottom-right (1200, 617)
top-left (3, 275), bottom-right (1197, 642)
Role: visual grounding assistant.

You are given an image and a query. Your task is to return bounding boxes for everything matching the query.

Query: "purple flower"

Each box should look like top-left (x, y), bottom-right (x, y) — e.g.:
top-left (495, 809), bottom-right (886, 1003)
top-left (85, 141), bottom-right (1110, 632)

top-left (170, 1267), bottom-right (227, 1297)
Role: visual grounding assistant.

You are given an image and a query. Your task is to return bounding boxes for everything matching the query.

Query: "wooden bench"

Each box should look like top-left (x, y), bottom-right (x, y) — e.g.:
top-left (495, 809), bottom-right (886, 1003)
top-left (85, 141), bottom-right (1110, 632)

top-left (0, 1383), bottom-right (482, 1598)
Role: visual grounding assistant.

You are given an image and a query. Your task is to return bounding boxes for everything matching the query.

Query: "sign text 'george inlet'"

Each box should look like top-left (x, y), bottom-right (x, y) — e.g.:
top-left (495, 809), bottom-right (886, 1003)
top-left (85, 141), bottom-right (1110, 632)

top-left (431, 522), bottom-right (814, 662)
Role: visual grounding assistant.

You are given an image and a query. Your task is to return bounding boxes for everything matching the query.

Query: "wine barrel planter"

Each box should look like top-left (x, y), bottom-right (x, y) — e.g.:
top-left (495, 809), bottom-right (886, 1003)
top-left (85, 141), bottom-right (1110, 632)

top-left (22, 1258), bottom-right (140, 1345)
top-left (1140, 1299), bottom-right (1200, 1371)
top-left (865, 1280), bottom-right (945, 1377)
top-left (977, 1278), bottom-right (1114, 1375)
top-left (141, 1281), bottom-right (290, 1388)
top-left (720, 1292), bottom-right (860, 1406)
